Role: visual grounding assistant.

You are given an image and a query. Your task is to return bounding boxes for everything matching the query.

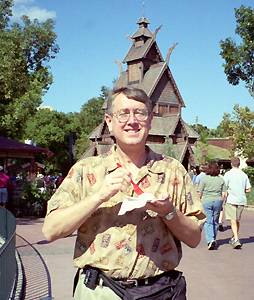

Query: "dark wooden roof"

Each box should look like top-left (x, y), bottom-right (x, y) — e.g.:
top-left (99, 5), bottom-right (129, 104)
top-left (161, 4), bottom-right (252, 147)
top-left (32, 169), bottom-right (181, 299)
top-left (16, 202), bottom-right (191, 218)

top-left (123, 39), bottom-right (162, 63)
top-left (0, 136), bottom-right (53, 158)
top-left (89, 123), bottom-right (104, 139)
top-left (114, 62), bottom-right (185, 108)
top-left (149, 115), bottom-right (179, 136)
top-left (182, 122), bottom-right (200, 139)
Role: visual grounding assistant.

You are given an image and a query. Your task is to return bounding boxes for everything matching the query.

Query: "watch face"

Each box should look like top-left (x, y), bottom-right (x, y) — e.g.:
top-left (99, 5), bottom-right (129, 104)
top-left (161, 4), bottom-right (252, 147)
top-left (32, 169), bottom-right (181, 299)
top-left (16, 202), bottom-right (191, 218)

top-left (165, 213), bottom-right (174, 221)
top-left (164, 208), bottom-right (176, 220)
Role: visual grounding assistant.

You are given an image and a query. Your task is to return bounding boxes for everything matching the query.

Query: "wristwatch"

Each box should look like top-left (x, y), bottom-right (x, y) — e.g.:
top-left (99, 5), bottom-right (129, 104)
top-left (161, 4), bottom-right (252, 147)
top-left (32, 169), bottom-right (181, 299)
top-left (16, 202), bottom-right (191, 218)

top-left (163, 207), bottom-right (177, 221)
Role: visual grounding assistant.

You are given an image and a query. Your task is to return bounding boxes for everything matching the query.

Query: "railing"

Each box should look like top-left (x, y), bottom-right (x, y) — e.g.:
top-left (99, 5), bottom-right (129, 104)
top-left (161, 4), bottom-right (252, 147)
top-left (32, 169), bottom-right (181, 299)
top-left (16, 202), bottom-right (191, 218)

top-left (0, 208), bottom-right (17, 300)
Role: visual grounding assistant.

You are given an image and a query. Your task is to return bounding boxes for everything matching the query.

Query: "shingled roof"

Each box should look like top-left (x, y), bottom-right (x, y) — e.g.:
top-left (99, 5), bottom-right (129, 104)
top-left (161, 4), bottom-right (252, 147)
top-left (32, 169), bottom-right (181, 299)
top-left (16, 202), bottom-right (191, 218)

top-left (146, 141), bottom-right (189, 162)
top-left (149, 115), bottom-right (179, 136)
top-left (182, 122), bottom-right (200, 139)
top-left (123, 38), bottom-right (163, 63)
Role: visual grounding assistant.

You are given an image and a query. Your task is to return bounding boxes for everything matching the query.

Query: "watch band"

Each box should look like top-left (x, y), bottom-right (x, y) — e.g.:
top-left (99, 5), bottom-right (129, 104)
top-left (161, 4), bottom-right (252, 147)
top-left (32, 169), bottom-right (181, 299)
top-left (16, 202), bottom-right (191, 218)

top-left (163, 207), bottom-right (177, 221)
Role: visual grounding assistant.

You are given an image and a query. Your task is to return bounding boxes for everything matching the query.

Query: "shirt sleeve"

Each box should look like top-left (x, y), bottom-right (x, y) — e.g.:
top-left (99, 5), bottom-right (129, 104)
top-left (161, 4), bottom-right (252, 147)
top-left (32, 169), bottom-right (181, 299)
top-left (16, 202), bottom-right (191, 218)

top-left (172, 161), bottom-right (206, 225)
top-left (46, 163), bottom-right (84, 215)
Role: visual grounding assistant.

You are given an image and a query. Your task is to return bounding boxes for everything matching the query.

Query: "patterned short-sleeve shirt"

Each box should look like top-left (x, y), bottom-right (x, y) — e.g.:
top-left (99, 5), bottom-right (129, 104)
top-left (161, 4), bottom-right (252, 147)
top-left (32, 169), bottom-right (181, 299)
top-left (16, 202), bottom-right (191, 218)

top-left (47, 146), bottom-right (204, 279)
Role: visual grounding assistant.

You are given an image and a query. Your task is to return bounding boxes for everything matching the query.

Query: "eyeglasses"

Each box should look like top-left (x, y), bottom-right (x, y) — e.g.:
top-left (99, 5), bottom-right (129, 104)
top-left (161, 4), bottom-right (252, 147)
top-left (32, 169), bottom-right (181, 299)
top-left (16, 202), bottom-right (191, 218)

top-left (112, 108), bottom-right (149, 123)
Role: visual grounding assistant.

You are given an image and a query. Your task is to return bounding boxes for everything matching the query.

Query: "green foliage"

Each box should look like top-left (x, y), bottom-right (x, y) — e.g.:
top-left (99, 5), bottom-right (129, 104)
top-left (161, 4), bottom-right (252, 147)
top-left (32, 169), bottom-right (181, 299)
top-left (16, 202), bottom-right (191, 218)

top-left (74, 86), bottom-right (109, 158)
top-left (0, 0), bottom-right (12, 29)
top-left (213, 113), bottom-right (235, 137)
top-left (220, 5), bottom-right (254, 97)
top-left (210, 105), bottom-right (254, 158)
top-left (244, 167), bottom-right (254, 205)
top-left (190, 123), bottom-right (210, 142)
top-left (11, 179), bottom-right (54, 217)
top-left (78, 97), bottom-right (104, 135)
top-left (231, 105), bottom-right (254, 158)
top-left (24, 108), bottom-right (74, 173)
top-left (243, 166), bottom-right (254, 182)
top-left (0, 1), bottom-right (59, 139)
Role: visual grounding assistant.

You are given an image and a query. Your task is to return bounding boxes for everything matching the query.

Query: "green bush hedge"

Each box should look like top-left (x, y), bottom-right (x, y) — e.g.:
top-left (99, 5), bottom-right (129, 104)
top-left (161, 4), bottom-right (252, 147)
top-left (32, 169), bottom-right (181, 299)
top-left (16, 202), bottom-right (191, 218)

top-left (243, 167), bottom-right (254, 205)
top-left (10, 179), bottom-right (54, 217)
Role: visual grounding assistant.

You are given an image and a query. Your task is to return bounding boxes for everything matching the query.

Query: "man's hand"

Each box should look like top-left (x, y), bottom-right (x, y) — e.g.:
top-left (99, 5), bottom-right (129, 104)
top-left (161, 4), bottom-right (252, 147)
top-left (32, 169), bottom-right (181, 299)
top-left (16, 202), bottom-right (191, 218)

top-left (145, 195), bottom-right (174, 217)
top-left (97, 168), bottom-right (132, 203)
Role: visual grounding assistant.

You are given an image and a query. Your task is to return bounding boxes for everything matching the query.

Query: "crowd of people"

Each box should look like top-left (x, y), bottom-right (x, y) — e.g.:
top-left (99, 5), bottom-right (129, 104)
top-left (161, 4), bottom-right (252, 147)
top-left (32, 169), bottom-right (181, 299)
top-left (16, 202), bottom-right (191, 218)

top-left (192, 158), bottom-right (251, 250)
top-left (0, 165), bottom-right (64, 209)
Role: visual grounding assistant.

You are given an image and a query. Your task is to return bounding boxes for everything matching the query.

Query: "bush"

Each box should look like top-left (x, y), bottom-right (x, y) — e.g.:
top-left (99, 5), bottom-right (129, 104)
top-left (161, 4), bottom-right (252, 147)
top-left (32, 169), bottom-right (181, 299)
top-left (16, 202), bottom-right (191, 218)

top-left (243, 167), bottom-right (254, 206)
top-left (10, 179), bottom-right (54, 217)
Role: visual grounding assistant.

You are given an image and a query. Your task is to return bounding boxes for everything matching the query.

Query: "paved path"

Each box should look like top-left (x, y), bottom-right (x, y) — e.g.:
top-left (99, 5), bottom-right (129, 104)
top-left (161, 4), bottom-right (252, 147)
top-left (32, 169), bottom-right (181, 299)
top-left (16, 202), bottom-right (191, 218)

top-left (16, 210), bottom-right (254, 300)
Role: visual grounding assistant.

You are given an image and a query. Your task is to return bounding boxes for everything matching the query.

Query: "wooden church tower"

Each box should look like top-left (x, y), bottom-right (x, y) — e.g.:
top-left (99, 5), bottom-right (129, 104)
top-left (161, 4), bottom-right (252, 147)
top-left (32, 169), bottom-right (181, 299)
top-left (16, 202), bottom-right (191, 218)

top-left (85, 17), bottom-right (199, 170)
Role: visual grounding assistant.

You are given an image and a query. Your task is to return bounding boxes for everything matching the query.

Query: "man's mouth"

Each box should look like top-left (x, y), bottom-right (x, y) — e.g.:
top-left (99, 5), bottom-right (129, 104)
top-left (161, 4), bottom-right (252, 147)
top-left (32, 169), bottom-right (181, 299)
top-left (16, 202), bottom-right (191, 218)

top-left (125, 129), bottom-right (140, 133)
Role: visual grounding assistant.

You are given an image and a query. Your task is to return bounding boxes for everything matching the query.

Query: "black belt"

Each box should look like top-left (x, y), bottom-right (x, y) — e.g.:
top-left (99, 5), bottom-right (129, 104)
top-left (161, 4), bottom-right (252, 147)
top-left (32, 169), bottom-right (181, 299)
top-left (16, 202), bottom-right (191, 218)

top-left (82, 266), bottom-right (180, 288)
top-left (73, 266), bottom-right (183, 298)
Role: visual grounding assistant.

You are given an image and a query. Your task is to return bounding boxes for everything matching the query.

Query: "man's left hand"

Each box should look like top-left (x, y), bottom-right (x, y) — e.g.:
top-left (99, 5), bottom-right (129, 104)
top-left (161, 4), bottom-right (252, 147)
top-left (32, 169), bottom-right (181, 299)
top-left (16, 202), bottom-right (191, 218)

top-left (145, 196), bottom-right (174, 217)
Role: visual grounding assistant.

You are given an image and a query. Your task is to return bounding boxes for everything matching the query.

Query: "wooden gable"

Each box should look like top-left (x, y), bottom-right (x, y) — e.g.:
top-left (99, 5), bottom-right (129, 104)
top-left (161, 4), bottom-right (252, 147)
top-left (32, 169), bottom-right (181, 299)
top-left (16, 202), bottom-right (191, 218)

top-left (151, 71), bottom-right (180, 116)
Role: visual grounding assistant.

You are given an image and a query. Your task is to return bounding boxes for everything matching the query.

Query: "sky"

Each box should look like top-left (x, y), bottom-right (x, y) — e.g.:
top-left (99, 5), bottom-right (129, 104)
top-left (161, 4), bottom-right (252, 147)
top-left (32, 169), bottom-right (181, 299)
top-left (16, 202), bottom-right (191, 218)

top-left (12, 0), bottom-right (254, 129)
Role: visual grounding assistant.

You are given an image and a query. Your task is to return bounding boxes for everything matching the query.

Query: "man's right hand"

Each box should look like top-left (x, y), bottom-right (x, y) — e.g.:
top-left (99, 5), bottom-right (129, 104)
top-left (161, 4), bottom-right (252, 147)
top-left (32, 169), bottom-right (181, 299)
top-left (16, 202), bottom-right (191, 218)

top-left (97, 168), bottom-right (132, 203)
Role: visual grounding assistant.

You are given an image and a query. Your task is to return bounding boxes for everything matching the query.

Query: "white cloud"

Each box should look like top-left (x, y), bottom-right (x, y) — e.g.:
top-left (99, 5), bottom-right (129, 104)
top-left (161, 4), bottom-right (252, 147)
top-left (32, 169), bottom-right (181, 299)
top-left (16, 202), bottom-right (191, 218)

top-left (14, 0), bottom-right (34, 4)
top-left (13, 2), bottom-right (56, 22)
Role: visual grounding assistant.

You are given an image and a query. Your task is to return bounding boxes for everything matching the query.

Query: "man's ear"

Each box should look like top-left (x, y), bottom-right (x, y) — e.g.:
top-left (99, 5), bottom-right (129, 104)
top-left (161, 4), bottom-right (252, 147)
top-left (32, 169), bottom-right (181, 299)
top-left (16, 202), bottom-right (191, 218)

top-left (105, 114), bottom-right (113, 133)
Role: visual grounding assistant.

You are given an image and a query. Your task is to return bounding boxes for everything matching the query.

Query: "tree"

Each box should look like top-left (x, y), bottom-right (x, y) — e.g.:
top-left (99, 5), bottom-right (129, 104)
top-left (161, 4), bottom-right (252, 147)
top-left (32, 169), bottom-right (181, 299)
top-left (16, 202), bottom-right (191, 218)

top-left (24, 108), bottom-right (74, 173)
top-left (230, 104), bottom-right (254, 158)
top-left (213, 113), bottom-right (235, 137)
top-left (75, 86), bottom-right (109, 158)
top-left (190, 123), bottom-right (210, 142)
top-left (220, 5), bottom-right (254, 97)
top-left (0, 1), bottom-right (59, 138)
top-left (214, 105), bottom-right (254, 158)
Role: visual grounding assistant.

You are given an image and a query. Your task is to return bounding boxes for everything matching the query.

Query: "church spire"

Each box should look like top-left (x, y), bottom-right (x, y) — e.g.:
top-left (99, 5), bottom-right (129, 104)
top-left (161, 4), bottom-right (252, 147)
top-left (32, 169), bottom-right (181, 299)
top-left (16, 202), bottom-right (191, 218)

top-left (131, 16), bottom-right (153, 41)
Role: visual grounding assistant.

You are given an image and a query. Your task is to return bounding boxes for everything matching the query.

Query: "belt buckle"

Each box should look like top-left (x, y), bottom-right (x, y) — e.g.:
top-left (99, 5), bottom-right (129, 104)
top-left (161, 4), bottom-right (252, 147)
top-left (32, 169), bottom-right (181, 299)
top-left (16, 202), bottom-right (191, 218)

top-left (124, 279), bottom-right (139, 287)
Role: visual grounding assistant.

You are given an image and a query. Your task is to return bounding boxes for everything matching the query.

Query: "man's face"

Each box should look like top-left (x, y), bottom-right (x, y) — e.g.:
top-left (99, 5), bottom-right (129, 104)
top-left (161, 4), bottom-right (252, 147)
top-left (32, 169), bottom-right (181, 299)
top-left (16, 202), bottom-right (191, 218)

top-left (105, 93), bottom-right (153, 149)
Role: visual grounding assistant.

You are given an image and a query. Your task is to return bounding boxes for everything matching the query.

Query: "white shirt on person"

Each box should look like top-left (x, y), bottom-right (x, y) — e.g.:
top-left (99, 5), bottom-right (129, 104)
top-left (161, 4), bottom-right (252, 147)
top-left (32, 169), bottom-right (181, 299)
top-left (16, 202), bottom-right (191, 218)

top-left (194, 172), bottom-right (206, 185)
top-left (223, 168), bottom-right (251, 205)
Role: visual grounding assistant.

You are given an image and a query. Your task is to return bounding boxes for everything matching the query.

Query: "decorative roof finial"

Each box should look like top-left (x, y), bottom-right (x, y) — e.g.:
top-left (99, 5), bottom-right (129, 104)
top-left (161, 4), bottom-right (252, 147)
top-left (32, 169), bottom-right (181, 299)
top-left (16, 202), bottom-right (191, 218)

top-left (142, 0), bottom-right (145, 17)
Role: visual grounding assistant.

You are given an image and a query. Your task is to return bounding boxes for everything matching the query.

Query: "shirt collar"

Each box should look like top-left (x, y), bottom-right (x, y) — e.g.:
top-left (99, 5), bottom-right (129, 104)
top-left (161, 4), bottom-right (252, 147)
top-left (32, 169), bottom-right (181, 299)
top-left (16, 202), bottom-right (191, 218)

top-left (104, 145), bottom-right (166, 175)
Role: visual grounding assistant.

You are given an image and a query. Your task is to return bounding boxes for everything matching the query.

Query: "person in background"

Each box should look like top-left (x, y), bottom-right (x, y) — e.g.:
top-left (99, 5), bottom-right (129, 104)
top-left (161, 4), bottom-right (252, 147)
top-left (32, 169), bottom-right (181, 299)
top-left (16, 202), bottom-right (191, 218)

top-left (197, 161), bottom-right (227, 250)
top-left (223, 157), bottom-right (251, 249)
top-left (0, 166), bottom-right (10, 208)
top-left (42, 87), bottom-right (205, 300)
top-left (55, 173), bottom-right (64, 188)
top-left (218, 166), bottom-right (226, 232)
top-left (194, 164), bottom-right (207, 186)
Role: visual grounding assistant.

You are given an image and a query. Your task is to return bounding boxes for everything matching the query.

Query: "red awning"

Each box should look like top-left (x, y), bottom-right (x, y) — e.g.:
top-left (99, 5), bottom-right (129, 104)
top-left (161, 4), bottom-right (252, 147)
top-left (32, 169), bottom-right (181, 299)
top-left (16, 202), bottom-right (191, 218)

top-left (0, 136), bottom-right (53, 158)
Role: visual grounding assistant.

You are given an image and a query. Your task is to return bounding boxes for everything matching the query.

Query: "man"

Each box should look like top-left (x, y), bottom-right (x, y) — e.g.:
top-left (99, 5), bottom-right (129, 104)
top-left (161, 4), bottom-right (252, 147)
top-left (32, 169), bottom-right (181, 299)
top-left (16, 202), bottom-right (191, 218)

top-left (0, 166), bottom-right (10, 208)
top-left (42, 87), bottom-right (205, 300)
top-left (224, 157), bottom-right (251, 249)
top-left (194, 164), bottom-right (207, 186)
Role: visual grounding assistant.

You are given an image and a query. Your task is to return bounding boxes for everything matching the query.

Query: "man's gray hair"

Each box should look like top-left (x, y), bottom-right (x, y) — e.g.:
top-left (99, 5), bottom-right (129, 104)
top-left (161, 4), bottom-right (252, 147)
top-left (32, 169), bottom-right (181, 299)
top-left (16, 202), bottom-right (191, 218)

top-left (106, 87), bottom-right (153, 114)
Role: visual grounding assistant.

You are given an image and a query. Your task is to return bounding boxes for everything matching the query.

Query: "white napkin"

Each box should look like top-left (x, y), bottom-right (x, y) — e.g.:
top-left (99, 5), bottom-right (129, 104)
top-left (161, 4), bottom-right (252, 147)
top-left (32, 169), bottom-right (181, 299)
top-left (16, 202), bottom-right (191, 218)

top-left (118, 192), bottom-right (155, 215)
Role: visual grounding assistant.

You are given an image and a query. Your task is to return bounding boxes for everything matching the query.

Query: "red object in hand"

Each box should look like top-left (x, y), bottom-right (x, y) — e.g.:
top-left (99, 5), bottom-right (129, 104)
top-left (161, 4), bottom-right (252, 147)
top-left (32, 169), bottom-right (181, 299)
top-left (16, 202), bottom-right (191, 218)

top-left (116, 163), bottom-right (144, 195)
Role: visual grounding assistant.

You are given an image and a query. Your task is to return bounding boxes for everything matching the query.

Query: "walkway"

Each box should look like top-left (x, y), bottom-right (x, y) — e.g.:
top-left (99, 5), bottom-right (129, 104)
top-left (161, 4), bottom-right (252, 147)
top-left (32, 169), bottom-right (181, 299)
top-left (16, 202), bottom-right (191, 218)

top-left (16, 210), bottom-right (254, 300)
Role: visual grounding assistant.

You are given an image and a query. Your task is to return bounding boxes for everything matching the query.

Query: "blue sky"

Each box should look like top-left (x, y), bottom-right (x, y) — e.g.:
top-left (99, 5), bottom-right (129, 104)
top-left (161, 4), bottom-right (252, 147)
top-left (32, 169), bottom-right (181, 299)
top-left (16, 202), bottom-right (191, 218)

top-left (13, 0), bottom-right (254, 129)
